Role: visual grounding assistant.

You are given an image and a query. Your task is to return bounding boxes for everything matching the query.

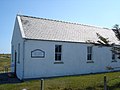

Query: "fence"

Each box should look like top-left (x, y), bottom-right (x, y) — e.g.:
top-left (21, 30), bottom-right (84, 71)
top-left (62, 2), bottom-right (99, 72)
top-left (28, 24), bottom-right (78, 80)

top-left (40, 76), bottom-right (107, 90)
top-left (0, 65), bottom-right (11, 73)
top-left (34, 75), bottom-right (118, 90)
top-left (0, 72), bottom-right (120, 90)
top-left (0, 54), bottom-right (11, 73)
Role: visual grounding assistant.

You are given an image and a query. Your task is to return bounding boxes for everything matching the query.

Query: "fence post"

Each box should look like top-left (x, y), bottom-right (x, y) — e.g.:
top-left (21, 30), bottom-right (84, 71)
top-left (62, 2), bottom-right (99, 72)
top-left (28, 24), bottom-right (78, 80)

top-left (104, 75), bottom-right (107, 90)
top-left (4, 66), bottom-right (8, 73)
top-left (41, 79), bottom-right (44, 90)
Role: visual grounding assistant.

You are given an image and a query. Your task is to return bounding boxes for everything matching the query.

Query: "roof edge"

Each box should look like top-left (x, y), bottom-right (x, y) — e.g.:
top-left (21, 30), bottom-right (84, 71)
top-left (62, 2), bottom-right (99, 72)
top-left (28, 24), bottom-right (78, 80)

top-left (17, 15), bottom-right (25, 38)
top-left (25, 38), bottom-right (120, 46)
top-left (18, 14), bottom-right (111, 30)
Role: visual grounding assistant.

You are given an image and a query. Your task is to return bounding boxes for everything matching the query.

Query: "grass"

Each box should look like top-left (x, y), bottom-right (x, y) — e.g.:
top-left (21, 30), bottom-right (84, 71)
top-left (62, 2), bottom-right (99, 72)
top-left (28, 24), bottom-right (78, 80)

top-left (44, 72), bottom-right (120, 90)
top-left (0, 54), bottom-right (120, 90)
top-left (0, 54), bottom-right (11, 72)
top-left (1, 72), bottom-right (120, 90)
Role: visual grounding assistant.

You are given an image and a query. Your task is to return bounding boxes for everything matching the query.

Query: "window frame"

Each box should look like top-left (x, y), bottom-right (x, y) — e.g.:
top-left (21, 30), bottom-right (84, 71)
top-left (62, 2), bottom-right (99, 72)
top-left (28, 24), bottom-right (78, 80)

top-left (12, 45), bottom-right (14, 62)
top-left (55, 45), bottom-right (62, 62)
top-left (18, 43), bottom-right (20, 63)
top-left (111, 47), bottom-right (117, 62)
top-left (87, 46), bottom-right (94, 63)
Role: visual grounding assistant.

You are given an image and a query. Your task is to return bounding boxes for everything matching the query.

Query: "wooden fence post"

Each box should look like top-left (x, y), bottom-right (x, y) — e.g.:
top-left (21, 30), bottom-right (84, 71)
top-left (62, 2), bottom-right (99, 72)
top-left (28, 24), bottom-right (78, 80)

top-left (104, 75), bottom-right (107, 90)
top-left (41, 79), bottom-right (44, 90)
top-left (4, 66), bottom-right (8, 73)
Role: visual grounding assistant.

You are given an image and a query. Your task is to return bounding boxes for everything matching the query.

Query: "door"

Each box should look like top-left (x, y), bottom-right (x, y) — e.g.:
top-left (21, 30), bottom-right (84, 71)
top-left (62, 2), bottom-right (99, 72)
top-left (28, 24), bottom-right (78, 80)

top-left (14, 51), bottom-right (17, 76)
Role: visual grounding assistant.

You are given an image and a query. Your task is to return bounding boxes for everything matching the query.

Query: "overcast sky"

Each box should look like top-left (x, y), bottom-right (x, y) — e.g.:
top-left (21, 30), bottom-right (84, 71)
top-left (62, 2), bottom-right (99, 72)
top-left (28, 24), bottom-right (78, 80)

top-left (1, 0), bottom-right (120, 53)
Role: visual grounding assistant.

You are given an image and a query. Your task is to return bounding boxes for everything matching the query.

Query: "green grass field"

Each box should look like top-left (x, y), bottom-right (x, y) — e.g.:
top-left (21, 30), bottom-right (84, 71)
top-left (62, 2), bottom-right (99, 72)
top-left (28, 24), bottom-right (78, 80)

top-left (0, 54), bottom-right (120, 90)
top-left (0, 72), bottom-right (120, 90)
top-left (0, 54), bottom-right (11, 72)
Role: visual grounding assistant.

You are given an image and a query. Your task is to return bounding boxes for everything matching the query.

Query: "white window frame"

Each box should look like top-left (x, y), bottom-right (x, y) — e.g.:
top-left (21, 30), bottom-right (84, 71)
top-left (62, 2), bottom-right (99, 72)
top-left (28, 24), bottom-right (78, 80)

top-left (18, 43), bottom-right (20, 63)
top-left (55, 45), bottom-right (62, 62)
top-left (12, 45), bottom-right (14, 62)
top-left (87, 46), bottom-right (94, 63)
top-left (112, 47), bottom-right (117, 62)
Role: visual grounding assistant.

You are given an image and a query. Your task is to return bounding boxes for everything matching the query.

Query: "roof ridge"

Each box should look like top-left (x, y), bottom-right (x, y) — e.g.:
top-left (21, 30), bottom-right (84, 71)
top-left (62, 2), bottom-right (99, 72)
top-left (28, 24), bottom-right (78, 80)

top-left (18, 14), bottom-right (110, 30)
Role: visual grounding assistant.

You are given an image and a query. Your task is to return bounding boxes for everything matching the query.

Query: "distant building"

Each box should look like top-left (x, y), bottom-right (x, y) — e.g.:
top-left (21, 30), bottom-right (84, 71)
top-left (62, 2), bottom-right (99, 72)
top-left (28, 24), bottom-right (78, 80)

top-left (11, 15), bottom-right (120, 80)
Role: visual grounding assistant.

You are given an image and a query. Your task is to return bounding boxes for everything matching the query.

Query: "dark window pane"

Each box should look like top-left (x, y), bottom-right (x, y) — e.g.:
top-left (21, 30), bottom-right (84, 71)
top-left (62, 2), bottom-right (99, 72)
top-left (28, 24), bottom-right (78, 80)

top-left (55, 45), bottom-right (62, 61)
top-left (58, 55), bottom-right (61, 60)
top-left (87, 47), bottom-right (92, 53)
top-left (55, 45), bottom-right (62, 52)
top-left (87, 47), bottom-right (92, 60)
top-left (58, 45), bottom-right (61, 52)
top-left (87, 47), bottom-right (89, 53)
top-left (55, 54), bottom-right (58, 60)
top-left (112, 53), bottom-right (115, 59)
top-left (87, 54), bottom-right (92, 60)
top-left (55, 45), bottom-right (59, 52)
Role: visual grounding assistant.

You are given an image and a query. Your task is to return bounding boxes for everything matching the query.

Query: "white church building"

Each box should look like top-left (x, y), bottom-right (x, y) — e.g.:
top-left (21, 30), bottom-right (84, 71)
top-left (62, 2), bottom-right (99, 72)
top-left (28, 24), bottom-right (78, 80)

top-left (11, 15), bottom-right (120, 80)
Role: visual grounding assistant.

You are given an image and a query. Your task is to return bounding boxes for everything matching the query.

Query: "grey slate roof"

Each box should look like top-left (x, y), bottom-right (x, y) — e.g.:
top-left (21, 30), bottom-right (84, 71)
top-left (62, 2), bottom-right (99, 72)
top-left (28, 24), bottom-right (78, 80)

top-left (19, 15), bottom-right (119, 44)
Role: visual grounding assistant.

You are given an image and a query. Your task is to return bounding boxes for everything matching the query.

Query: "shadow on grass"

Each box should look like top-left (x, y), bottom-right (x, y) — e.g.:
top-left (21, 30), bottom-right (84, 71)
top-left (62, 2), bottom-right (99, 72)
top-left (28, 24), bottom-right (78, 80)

top-left (0, 72), bottom-right (22, 84)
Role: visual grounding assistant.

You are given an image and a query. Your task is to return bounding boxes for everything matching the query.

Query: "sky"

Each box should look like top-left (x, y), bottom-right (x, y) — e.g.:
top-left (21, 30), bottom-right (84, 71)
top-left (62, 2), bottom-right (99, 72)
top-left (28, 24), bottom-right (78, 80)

top-left (1, 0), bottom-right (120, 53)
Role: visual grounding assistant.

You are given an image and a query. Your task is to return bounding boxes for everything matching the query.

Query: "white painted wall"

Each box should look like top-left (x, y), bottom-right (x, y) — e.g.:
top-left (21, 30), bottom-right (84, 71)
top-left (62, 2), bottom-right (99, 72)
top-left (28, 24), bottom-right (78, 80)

top-left (23, 40), bottom-right (120, 79)
top-left (11, 16), bottom-right (24, 80)
top-left (11, 16), bottom-right (120, 80)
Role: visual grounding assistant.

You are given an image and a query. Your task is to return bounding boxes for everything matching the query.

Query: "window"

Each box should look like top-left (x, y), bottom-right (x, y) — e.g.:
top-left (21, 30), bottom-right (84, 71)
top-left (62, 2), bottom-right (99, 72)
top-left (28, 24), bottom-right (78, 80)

top-left (55, 45), bottom-right (62, 61)
top-left (18, 43), bottom-right (20, 63)
top-left (87, 46), bottom-right (92, 61)
top-left (112, 52), bottom-right (117, 62)
top-left (111, 47), bottom-right (117, 62)
top-left (12, 45), bottom-right (14, 62)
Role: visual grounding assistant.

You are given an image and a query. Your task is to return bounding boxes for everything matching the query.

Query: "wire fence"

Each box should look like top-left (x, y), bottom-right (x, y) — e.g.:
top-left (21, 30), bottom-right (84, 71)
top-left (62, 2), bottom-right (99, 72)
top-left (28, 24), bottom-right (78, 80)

top-left (0, 65), bottom-right (120, 90)
top-left (0, 72), bottom-right (120, 90)
top-left (0, 65), bottom-right (11, 73)
top-left (1, 55), bottom-right (120, 89)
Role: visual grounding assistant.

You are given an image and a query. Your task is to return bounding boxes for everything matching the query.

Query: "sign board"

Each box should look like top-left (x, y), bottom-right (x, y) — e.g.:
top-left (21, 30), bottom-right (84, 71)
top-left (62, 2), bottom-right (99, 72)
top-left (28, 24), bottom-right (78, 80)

top-left (31, 49), bottom-right (45, 58)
